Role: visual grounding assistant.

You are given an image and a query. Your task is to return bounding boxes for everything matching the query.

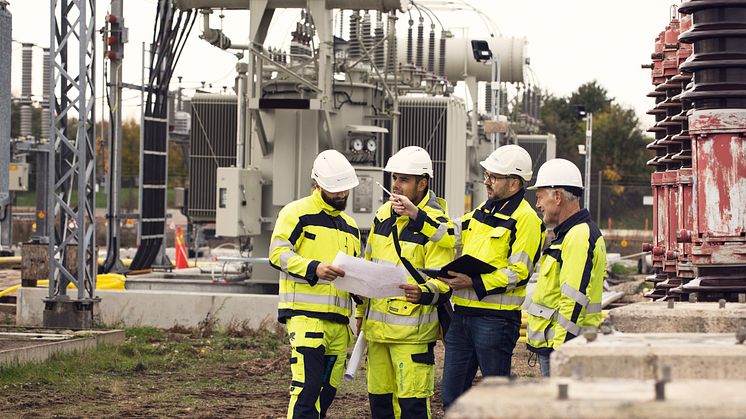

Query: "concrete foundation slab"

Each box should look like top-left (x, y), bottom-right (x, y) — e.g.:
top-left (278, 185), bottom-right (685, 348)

top-left (447, 377), bottom-right (746, 419)
top-left (125, 268), bottom-right (278, 294)
top-left (125, 277), bottom-right (277, 294)
top-left (0, 328), bottom-right (124, 368)
top-left (608, 301), bottom-right (746, 333)
top-left (551, 332), bottom-right (746, 380)
top-left (18, 287), bottom-right (280, 330)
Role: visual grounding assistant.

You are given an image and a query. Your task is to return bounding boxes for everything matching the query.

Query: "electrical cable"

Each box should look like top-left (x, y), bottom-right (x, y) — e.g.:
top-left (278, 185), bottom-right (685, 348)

top-left (130, 1), bottom-right (196, 270)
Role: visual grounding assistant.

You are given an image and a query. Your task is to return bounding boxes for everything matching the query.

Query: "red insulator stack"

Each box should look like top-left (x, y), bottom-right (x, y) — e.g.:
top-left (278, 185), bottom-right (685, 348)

top-left (645, 1), bottom-right (746, 301)
top-left (677, 0), bottom-right (746, 300)
top-left (644, 9), bottom-right (691, 300)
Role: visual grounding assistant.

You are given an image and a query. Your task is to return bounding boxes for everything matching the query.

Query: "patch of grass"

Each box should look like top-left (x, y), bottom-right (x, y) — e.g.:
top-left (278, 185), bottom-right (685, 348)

top-left (610, 262), bottom-right (638, 276)
top-left (0, 325), bottom-right (283, 389)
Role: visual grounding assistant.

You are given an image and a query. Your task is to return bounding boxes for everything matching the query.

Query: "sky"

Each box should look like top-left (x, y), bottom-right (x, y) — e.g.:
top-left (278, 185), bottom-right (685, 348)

top-left (7, 0), bottom-right (683, 129)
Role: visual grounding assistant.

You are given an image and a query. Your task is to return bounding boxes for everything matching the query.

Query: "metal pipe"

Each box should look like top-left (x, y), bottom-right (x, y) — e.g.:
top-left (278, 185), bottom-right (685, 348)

top-left (137, 41), bottom-right (145, 247)
top-left (584, 113), bottom-right (593, 210)
top-left (200, 10), bottom-right (232, 49)
top-left (103, 0), bottom-right (126, 273)
top-left (236, 62), bottom-right (247, 168)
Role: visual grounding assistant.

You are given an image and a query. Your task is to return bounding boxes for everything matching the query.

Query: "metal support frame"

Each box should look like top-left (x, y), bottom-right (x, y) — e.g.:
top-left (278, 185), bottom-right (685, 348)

top-left (103, 0), bottom-right (127, 273)
top-left (46, 0), bottom-right (98, 307)
top-left (0, 0), bottom-right (12, 253)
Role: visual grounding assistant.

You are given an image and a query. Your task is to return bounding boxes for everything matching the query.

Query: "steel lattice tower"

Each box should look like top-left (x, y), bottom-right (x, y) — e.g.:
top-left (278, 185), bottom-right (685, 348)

top-left (45, 0), bottom-right (98, 328)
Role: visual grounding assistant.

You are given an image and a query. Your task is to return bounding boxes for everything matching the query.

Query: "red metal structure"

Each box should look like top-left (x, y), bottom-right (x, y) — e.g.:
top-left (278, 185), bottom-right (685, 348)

top-left (645, 0), bottom-right (746, 301)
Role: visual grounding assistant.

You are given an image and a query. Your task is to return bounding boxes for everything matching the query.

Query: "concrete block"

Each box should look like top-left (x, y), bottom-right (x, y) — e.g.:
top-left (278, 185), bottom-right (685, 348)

top-left (21, 242), bottom-right (77, 285)
top-left (0, 329), bottom-right (124, 368)
top-left (552, 332), bottom-right (746, 380)
top-left (18, 287), bottom-right (280, 330)
top-left (447, 377), bottom-right (746, 419)
top-left (609, 301), bottom-right (746, 333)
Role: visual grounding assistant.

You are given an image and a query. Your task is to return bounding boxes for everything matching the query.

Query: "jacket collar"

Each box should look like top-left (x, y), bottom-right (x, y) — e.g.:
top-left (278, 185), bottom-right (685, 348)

top-left (389, 190), bottom-right (432, 220)
top-left (312, 188), bottom-right (342, 216)
top-left (483, 188), bottom-right (525, 216)
top-left (416, 190), bottom-right (435, 211)
top-left (553, 208), bottom-right (590, 240)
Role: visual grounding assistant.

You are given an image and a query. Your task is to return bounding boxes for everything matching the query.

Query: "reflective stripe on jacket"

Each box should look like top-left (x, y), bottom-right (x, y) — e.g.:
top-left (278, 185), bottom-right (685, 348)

top-left (452, 189), bottom-right (545, 315)
top-left (359, 191), bottom-right (455, 344)
top-left (269, 189), bottom-right (361, 324)
top-left (526, 208), bottom-right (606, 353)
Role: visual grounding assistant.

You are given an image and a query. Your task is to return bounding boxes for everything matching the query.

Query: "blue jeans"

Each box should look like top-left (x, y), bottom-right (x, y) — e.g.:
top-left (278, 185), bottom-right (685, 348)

top-left (441, 311), bottom-right (521, 410)
top-left (538, 352), bottom-right (551, 377)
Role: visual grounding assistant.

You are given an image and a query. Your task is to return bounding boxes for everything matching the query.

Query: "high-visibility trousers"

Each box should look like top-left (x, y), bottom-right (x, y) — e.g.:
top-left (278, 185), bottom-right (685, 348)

top-left (286, 316), bottom-right (353, 419)
top-left (366, 340), bottom-right (435, 419)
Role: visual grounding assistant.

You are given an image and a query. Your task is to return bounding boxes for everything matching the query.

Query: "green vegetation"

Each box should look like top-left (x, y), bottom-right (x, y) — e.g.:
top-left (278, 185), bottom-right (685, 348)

top-left (610, 262), bottom-right (639, 277)
top-left (14, 188), bottom-right (179, 210)
top-left (0, 324), bottom-right (291, 416)
top-left (0, 325), bottom-right (282, 386)
top-left (540, 81), bottom-right (653, 227)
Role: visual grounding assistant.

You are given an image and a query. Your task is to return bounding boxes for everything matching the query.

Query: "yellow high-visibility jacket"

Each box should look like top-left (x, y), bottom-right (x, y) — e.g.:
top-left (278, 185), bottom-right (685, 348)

top-left (269, 189), bottom-right (361, 325)
top-left (526, 209), bottom-right (607, 353)
top-left (358, 191), bottom-right (455, 344)
top-left (453, 189), bottom-right (545, 316)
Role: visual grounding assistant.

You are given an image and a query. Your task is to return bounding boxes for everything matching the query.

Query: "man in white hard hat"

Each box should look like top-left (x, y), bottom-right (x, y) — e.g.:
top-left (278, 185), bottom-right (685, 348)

top-left (440, 144), bottom-right (545, 410)
top-left (269, 149), bottom-right (361, 418)
top-left (525, 158), bottom-right (607, 376)
top-left (356, 146), bottom-right (455, 418)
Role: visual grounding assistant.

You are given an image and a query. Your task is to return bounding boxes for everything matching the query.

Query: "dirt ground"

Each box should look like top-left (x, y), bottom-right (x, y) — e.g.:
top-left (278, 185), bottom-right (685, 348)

top-left (0, 268), bottom-right (633, 418)
top-left (0, 323), bottom-right (540, 418)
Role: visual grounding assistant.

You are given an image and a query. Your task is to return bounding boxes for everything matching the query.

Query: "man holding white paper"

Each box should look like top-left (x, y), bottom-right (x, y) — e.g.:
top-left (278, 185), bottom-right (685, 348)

top-left (357, 146), bottom-right (455, 419)
top-left (269, 150), bottom-right (361, 419)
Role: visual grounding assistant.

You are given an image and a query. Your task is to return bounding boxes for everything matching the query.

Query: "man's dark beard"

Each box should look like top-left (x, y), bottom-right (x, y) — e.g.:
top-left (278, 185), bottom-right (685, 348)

top-left (321, 191), bottom-right (348, 210)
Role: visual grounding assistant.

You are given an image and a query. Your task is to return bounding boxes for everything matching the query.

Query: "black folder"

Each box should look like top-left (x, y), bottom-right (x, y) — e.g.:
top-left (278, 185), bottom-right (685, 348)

top-left (421, 255), bottom-right (496, 279)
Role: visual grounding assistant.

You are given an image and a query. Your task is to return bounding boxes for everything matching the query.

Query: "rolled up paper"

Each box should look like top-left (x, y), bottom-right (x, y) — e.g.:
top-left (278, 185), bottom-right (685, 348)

top-left (344, 331), bottom-right (367, 381)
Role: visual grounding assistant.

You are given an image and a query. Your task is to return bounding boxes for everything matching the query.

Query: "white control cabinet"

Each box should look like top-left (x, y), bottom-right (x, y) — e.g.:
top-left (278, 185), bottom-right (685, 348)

top-left (9, 163), bottom-right (29, 192)
top-left (216, 167), bottom-right (262, 237)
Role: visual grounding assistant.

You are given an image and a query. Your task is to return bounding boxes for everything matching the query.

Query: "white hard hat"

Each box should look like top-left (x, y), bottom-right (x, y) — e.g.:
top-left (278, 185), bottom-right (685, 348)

top-left (384, 146), bottom-right (434, 178)
top-left (480, 144), bottom-right (533, 181)
top-left (311, 149), bottom-right (360, 193)
top-left (527, 158), bottom-right (584, 190)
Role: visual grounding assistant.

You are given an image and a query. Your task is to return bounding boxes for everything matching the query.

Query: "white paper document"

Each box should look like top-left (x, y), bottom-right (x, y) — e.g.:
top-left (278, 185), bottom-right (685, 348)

top-left (332, 251), bottom-right (408, 298)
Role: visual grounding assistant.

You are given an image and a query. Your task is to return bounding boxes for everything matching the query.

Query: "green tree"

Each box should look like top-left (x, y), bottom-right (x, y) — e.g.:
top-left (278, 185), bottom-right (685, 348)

top-left (540, 94), bottom-right (583, 166)
top-left (120, 119), bottom-right (186, 187)
top-left (540, 81), bottom-right (652, 227)
top-left (121, 119), bottom-right (141, 185)
top-left (569, 80), bottom-right (612, 115)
